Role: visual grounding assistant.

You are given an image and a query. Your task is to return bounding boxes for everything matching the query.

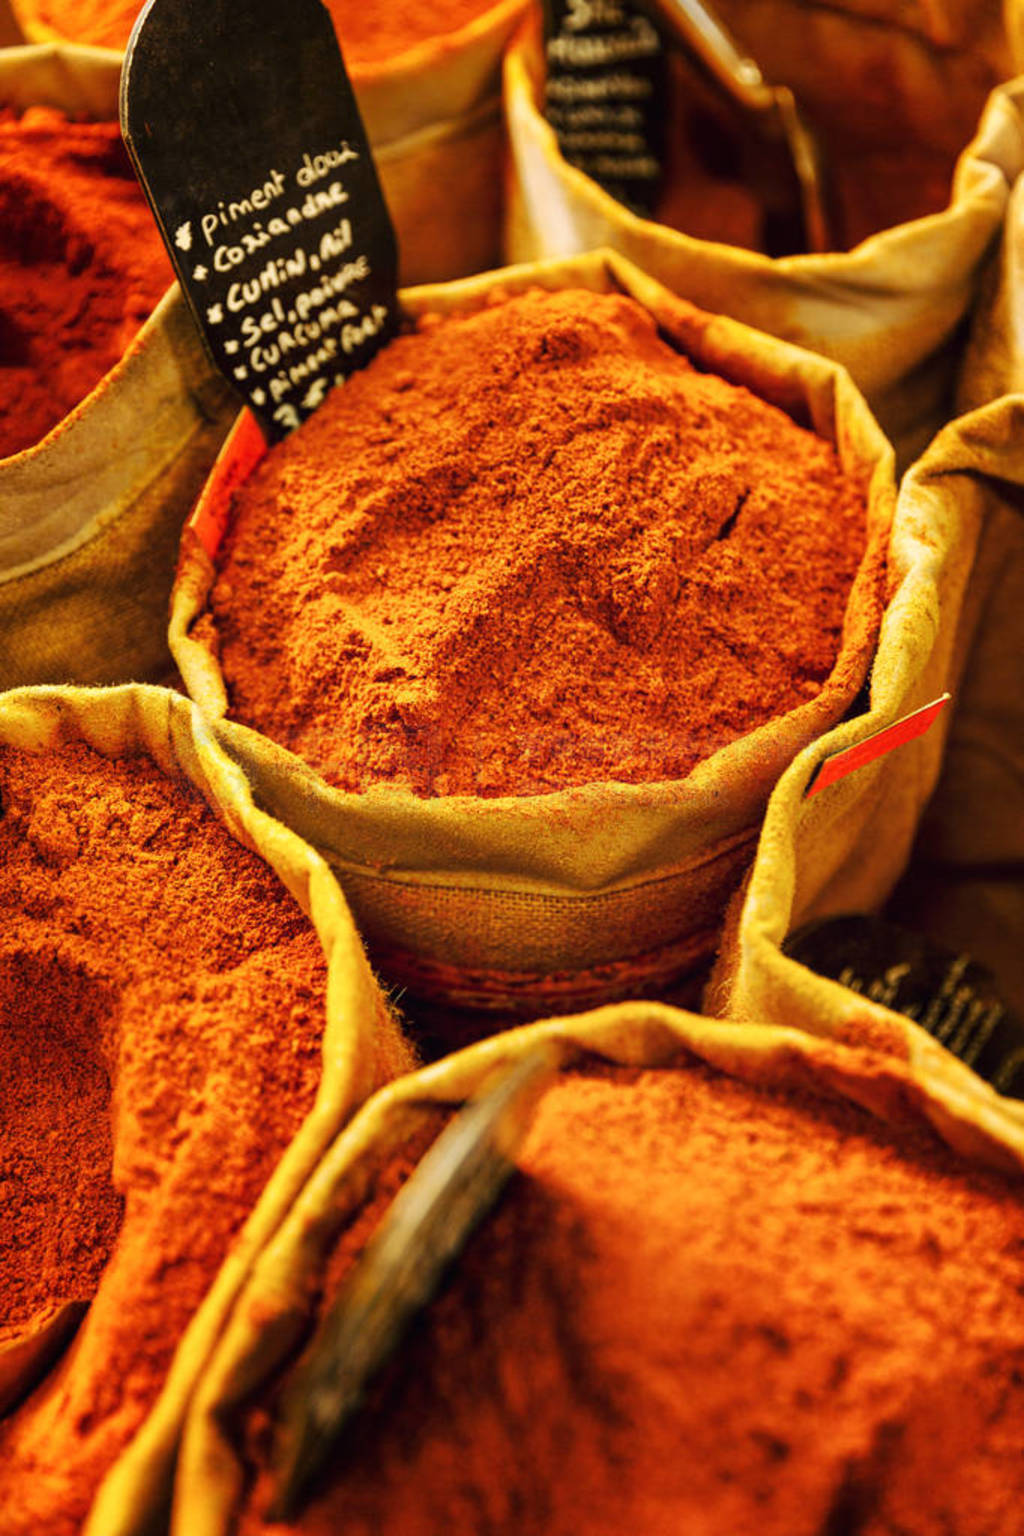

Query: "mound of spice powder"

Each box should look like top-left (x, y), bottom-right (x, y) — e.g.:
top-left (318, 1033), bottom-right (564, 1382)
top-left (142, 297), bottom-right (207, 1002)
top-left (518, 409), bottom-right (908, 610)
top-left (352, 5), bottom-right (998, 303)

top-left (17, 0), bottom-right (501, 61)
top-left (0, 737), bottom-right (412, 1536)
top-left (0, 106), bottom-right (172, 459)
top-left (237, 1055), bottom-right (1024, 1535)
top-left (204, 288), bottom-right (874, 798)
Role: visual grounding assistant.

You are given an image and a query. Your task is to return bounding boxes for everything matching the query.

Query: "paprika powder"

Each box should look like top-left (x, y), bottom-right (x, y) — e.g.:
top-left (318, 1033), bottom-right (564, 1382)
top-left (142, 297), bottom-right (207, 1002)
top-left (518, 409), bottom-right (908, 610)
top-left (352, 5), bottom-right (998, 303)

top-left (0, 105), bottom-right (172, 460)
top-left (235, 1054), bottom-right (1024, 1535)
top-left (0, 733), bottom-right (409, 1535)
top-left (201, 287), bottom-right (874, 799)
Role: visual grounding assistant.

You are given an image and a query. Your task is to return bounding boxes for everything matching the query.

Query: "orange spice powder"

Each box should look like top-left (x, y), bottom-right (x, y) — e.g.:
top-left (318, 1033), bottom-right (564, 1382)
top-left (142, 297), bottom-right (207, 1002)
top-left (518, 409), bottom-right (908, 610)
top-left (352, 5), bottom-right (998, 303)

top-left (237, 1055), bottom-right (1024, 1535)
top-left (0, 107), bottom-right (172, 458)
top-left (0, 737), bottom-right (411, 1534)
top-left (203, 288), bottom-right (875, 798)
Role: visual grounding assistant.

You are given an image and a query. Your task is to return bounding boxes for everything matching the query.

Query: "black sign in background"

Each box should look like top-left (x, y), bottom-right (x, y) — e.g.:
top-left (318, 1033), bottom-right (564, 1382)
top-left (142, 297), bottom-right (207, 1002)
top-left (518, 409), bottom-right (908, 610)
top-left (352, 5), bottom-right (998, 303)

top-left (784, 914), bottom-right (1024, 1099)
top-left (541, 0), bottom-right (666, 218)
top-left (121, 0), bottom-right (398, 442)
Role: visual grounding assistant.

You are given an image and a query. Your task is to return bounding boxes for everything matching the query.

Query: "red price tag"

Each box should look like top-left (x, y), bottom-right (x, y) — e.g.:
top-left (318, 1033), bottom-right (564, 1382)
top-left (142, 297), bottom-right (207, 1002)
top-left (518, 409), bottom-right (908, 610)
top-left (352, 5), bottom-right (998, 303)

top-left (805, 693), bottom-right (950, 799)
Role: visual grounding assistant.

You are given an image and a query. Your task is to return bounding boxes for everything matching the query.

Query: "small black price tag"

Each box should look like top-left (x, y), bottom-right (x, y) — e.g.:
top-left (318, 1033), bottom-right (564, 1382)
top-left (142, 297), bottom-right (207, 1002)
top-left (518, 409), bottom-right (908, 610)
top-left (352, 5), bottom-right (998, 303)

top-left (784, 914), bottom-right (1024, 1098)
top-left (120, 0), bottom-right (398, 443)
top-left (541, 0), bottom-right (666, 217)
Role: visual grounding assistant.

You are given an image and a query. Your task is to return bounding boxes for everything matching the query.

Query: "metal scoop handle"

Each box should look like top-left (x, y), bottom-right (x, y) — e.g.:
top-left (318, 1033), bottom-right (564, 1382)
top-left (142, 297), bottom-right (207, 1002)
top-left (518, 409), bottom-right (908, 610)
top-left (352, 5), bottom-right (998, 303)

top-left (270, 1041), bottom-right (559, 1521)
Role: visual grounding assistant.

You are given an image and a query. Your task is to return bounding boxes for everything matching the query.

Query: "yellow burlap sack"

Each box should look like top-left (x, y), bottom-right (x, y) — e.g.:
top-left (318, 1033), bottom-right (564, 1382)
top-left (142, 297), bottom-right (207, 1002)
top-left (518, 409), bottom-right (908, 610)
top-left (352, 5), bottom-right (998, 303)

top-left (885, 134), bottom-right (1024, 1015)
top-left (170, 998), bottom-right (1024, 1536)
top-left (0, 683), bottom-right (414, 1536)
top-left (8, 2), bottom-right (528, 285)
top-left (170, 249), bottom-right (894, 1033)
top-left (0, 45), bottom-right (236, 689)
top-left (706, 396), bottom-right (1024, 1086)
top-left (709, 0), bottom-right (1015, 243)
top-left (347, 0), bottom-right (529, 284)
top-left (504, 11), bottom-right (1024, 467)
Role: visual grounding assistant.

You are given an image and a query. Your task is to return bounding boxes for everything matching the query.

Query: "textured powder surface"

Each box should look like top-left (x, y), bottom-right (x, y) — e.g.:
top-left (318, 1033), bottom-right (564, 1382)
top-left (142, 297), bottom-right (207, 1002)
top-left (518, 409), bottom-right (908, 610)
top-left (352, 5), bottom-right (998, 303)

top-left (0, 949), bottom-right (122, 1346)
top-left (0, 107), bottom-right (172, 458)
top-left (0, 741), bottom-right (408, 1535)
top-left (206, 288), bottom-right (873, 798)
top-left (17, 0), bottom-right (498, 61)
top-left (238, 1058), bottom-right (1024, 1536)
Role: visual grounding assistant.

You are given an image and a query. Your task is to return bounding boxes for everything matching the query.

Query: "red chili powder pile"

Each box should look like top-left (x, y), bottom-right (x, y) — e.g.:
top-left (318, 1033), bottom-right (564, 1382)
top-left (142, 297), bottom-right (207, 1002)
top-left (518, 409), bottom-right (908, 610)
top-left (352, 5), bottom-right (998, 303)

top-left (0, 737), bottom-right (412, 1535)
top-left (237, 1054), bottom-right (1024, 1535)
top-left (16, 0), bottom-right (501, 62)
top-left (0, 106), bottom-right (172, 459)
top-left (203, 288), bottom-right (875, 798)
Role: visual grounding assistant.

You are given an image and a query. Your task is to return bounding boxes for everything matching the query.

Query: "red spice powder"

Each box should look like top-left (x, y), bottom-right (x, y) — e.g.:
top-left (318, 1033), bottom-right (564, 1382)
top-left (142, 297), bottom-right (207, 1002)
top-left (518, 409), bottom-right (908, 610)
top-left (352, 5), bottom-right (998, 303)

top-left (17, 0), bottom-right (501, 62)
top-left (0, 106), bottom-right (172, 459)
top-left (204, 288), bottom-right (873, 798)
top-left (0, 948), bottom-right (122, 1352)
top-left (0, 739), bottom-right (411, 1535)
top-left (238, 1056), bottom-right (1024, 1535)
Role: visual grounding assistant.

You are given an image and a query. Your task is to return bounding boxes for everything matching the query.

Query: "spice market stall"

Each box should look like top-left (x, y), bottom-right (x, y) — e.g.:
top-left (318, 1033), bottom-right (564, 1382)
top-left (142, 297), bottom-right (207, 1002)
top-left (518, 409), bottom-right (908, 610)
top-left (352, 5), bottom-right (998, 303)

top-left (2, 0), bottom-right (1024, 1532)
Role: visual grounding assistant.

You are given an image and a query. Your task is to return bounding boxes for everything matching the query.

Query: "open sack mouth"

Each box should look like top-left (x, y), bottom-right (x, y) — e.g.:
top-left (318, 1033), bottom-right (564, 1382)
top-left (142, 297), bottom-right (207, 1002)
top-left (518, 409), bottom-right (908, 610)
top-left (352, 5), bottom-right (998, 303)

top-left (170, 251), bottom-right (892, 1032)
top-left (0, 684), bottom-right (415, 1534)
top-left (170, 1008), bottom-right (1024, 1536)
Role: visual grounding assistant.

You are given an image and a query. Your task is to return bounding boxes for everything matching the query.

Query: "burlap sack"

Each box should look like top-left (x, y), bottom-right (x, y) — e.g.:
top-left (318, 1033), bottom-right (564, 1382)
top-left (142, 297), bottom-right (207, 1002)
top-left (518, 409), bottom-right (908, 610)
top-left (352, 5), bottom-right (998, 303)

top-left (709, 0), bottom-right (1015, 243)
top-left (348, 0), bottom-right (528, 284)
top-left (0, 45), bottom-right (236, 689)
top-left (884, 127), bottom-right (1024, 1015)
top-left (170, 997), bottom-right (1024, 1536)
top-left (504, 11), bottom-right (1024, 468)
top-left (706, 395), bottom-right (1024, 1088)
top-left (9, 2), bottom-right (528, 286)
top-left (170, 249), bottom-right (894, 1033)
top-left (0, 682), bottom-right (414, 1536)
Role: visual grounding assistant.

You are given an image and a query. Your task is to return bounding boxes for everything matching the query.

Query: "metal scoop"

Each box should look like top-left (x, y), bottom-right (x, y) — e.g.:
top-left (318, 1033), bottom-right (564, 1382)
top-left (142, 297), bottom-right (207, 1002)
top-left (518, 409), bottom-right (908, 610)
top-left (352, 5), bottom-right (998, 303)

top-left (650, 0), bottom-right (834, 253)
top-left (270, 1041), bottom-right (559, 1522)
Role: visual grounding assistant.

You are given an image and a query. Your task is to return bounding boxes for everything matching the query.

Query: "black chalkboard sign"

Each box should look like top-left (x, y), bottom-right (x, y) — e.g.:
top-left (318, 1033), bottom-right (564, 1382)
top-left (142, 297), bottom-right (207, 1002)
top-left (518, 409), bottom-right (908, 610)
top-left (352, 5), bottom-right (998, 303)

top-left (120, 0), bottom-right (398, 442)
top-left (784, 915), bottom-right (1024, 1098)
top-left (541, 0), bottom-right (666, 217)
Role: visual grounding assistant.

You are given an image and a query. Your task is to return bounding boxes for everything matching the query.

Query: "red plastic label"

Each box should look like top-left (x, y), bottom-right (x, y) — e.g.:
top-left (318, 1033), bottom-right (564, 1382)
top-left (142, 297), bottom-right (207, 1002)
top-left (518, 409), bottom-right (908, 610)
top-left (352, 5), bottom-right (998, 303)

top-left (189, 408), bottom-right (268, 561)
top-left (805, 693), bottom-right (951, 799)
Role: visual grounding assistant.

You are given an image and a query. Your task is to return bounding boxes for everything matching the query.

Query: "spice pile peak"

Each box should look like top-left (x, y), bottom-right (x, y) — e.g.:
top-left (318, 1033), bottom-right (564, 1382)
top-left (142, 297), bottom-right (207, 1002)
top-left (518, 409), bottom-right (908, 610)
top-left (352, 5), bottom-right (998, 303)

top-left (205, 286), bottom-right (872, 797)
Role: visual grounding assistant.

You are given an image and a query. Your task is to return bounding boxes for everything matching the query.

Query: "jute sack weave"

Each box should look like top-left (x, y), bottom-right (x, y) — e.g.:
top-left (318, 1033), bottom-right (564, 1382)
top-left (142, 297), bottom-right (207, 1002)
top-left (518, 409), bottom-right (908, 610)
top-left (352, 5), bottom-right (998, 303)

top-left (706, 396), bottom-right (1024, 1087)
top-left (0, 683), bottom-right (414, 1536)
top-left (170, 999), bottom-right (1024, 1536)
top-left (171, 249), bottom-right (894, 1034)
top-left (504, 12), bottom-right (1024, 468)
top-left (0, 45), bottom-right (237, 689)
top-left (8, 3), bottom-right (529, 285)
